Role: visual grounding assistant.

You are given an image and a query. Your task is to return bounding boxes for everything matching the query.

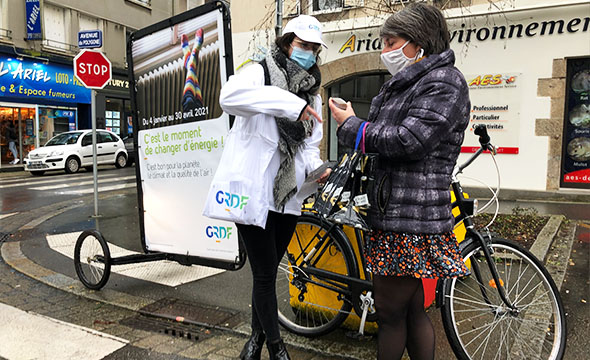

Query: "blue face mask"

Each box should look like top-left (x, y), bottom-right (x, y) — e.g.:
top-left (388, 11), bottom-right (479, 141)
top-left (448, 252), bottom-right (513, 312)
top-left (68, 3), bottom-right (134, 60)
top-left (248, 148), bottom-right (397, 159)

top-left (290, 47), bottom-right (316, 70)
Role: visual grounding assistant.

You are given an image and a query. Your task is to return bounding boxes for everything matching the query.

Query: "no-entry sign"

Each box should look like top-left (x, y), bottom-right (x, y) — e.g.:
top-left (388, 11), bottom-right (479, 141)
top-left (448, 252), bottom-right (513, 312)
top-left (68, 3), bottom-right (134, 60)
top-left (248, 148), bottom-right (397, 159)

top-left (73, 50), bottom-right (112, 89)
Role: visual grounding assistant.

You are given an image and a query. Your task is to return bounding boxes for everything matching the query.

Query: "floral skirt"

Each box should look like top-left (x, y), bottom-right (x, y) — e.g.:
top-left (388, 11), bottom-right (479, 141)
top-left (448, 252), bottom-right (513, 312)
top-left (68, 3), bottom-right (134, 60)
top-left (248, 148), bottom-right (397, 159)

top-left (365, 230), bottom-right (470, 279)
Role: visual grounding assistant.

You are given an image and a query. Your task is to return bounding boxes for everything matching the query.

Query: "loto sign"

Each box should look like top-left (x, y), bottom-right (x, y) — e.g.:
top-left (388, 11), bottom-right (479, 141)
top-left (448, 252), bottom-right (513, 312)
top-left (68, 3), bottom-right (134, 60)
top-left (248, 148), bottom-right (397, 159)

top-left (73, 50), bottom-right (112, 89)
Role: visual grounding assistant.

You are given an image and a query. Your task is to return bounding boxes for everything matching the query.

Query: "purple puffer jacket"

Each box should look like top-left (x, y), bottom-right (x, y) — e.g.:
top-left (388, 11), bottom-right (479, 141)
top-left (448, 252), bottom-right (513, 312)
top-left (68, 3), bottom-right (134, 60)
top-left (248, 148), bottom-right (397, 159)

top-left (337, 49), bottom-right (470, 234)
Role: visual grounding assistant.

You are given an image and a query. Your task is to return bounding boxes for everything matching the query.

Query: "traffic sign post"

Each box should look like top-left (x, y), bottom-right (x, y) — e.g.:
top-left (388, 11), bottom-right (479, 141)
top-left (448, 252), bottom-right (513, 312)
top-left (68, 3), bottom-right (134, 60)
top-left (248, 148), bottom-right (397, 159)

top-left (74, 50), bottom-right (112, 218)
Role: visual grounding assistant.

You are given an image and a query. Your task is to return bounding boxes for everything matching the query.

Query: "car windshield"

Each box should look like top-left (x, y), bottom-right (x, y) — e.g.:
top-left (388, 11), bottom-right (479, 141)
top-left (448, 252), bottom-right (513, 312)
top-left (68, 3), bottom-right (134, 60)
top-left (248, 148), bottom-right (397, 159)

top-left (45, 132), bottom-right (83, 146)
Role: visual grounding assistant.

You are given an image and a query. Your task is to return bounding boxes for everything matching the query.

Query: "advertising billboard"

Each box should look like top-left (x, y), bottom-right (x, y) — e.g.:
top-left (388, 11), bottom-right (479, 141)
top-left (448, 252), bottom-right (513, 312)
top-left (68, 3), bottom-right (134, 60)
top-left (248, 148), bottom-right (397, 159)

top-left (560, 57), bottom-right (590, 189)
top-left (128, 2), bottom-right (241, 266)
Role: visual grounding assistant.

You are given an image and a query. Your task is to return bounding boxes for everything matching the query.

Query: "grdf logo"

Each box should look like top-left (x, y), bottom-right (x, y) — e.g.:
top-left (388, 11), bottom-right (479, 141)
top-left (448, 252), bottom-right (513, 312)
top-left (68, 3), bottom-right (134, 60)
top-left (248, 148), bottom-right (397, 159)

top-left (206, 226), bottom-right (232, 239)
top-left (216, 191), bottom-right (249, 210)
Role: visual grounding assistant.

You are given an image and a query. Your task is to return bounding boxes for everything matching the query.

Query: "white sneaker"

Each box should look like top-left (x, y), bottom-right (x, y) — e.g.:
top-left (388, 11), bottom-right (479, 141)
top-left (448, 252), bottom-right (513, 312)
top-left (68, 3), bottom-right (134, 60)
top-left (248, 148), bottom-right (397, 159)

top-left (14, 159), bottom-right (19, 164)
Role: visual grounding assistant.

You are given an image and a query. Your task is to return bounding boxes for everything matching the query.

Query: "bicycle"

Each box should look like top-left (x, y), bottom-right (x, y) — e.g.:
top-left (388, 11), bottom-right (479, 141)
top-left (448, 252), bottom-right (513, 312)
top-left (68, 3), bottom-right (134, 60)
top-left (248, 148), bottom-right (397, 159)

top-left (275, 125), bottom-right (566, 360)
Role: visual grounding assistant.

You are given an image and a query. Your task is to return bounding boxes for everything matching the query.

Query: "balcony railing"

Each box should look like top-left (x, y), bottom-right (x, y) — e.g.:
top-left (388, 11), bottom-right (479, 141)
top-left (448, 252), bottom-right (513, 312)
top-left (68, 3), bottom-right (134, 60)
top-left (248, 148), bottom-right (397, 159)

top-left (0, 28), bottom-right (12, 41)
top-left (42, 39), bottom-right (78, 53)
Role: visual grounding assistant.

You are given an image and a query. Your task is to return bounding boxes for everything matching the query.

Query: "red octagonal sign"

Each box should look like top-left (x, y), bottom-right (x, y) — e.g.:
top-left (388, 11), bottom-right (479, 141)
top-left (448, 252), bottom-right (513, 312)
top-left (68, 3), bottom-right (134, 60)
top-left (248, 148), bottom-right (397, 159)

top-left (73, 50), bottom-right (112, 89)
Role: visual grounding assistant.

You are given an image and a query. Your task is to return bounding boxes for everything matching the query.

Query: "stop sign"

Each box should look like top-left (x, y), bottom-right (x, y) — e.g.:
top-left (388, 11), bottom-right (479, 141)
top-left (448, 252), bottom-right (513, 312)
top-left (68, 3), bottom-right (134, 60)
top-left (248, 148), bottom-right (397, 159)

top-left (73, 50), bottom-right (112, 89)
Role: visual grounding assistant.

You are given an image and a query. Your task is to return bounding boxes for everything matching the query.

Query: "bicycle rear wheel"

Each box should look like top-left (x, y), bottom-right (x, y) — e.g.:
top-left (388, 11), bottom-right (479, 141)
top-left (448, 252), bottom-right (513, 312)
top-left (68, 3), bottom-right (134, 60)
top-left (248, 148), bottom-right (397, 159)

top-left (74, 230), bottom-right (111, 290)
top-left (276, 214), bottom-right (358, 337)
top-left (440, 237), bottom-right (566, 360)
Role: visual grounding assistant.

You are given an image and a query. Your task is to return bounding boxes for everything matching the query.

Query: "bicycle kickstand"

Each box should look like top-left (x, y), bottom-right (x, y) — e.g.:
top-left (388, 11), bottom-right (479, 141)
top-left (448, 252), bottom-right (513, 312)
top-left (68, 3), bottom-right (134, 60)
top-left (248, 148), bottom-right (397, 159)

top-left (357, 291), bottom-right (374, 336)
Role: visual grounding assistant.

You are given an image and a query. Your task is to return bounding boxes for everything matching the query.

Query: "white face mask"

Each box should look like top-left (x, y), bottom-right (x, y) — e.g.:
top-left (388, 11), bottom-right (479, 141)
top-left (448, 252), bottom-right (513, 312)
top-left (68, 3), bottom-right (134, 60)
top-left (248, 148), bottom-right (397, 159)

top-left (380, 40), bottom-right (424, 76)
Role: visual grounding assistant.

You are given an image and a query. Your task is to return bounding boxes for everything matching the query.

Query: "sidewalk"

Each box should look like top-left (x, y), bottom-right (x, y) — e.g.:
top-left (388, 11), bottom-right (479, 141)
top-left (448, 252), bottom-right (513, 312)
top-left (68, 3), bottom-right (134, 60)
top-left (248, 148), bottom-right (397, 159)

top-left (1, 190), bottom-right (587, 359)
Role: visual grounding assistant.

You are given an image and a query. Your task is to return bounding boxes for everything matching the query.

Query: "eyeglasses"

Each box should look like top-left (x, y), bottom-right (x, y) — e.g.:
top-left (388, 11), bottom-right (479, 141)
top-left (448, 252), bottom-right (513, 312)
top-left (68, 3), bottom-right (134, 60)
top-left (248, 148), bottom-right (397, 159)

top-left (292, 39), bottom-right (321, 55)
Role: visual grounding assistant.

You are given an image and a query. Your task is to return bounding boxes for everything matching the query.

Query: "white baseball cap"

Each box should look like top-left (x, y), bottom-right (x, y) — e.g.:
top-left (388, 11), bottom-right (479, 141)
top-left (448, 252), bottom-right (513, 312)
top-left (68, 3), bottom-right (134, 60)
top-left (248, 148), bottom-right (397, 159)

top-left (283, 15), bottom-right (327, 48)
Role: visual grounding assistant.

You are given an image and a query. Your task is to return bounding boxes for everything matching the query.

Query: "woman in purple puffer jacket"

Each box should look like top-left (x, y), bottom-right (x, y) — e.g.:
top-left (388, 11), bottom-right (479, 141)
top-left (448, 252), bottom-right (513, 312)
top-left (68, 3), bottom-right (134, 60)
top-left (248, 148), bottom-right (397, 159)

top-left (329, 3), bottom-right (471, 360)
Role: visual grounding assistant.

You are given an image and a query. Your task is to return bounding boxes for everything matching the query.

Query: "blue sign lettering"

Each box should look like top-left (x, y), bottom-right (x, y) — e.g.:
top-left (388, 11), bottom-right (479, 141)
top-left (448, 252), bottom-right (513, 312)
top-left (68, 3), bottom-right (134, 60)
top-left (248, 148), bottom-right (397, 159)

top-left (78, 30), bottom-right (103, 49)
top-left (0, 56), bottom-right (91, 104)
top-left (25, 0), bottom-right (42, 40)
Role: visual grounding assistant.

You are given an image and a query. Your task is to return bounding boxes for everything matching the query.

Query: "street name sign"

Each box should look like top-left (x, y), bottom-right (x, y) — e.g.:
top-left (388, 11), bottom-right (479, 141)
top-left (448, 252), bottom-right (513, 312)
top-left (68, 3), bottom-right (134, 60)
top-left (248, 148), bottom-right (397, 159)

top-left (78, 30), bottom-right (103, 49)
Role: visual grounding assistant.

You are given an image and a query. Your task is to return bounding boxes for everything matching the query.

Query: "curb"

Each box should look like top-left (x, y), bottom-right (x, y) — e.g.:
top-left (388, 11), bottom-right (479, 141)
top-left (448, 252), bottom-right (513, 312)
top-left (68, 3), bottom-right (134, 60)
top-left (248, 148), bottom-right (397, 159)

top-left (530, 215), bottom-right (565, 262)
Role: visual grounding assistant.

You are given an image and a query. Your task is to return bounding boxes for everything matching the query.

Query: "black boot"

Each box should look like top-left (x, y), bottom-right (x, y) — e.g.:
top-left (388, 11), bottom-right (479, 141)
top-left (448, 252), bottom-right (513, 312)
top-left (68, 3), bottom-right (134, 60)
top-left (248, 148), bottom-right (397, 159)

top-left (267, 339), bottom-right (291, 360)
top-left (239, 331), bottom-right (265, 360)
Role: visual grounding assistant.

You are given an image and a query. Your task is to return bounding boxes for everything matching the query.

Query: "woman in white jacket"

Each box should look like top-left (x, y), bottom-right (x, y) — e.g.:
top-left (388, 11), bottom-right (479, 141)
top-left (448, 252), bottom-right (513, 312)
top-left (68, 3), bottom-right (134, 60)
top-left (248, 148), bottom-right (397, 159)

top-left (218, 15), bottom-right (329, 360)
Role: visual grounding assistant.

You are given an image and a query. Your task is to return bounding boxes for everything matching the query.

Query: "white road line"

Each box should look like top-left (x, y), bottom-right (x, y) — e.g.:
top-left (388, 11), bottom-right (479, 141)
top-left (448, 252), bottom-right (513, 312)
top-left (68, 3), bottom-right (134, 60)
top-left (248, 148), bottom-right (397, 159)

top-left (47, 232), bottom-right (224, 287)
top-left (0, 212), bottom-right (18, 220)
top-left (0, 172), bottom-right (131, 189)
top-left (56, 182), bottom-right (136, 195)
top-left (0, 302), bottom-right (127, 360)
top-left (30, 175), bottom-right (136, 190)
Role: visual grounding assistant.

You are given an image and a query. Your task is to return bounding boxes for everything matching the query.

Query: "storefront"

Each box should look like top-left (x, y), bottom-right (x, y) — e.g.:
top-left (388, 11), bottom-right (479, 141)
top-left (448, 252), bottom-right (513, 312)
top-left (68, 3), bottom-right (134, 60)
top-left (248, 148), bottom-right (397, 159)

top-left (95, 73), bottom-right (133, 138)
top-left (0, 52), bottom-right (91, 166)
top-left (315, 2), bottom-right (590, 191)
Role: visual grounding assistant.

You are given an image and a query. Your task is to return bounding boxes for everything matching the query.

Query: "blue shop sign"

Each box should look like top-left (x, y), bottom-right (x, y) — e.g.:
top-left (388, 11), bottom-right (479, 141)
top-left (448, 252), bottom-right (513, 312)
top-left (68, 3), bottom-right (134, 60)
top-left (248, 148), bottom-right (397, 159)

top-left (25, 0), bottom-right (42, 40)
top-left (0, 56), bottom-right (91, 104)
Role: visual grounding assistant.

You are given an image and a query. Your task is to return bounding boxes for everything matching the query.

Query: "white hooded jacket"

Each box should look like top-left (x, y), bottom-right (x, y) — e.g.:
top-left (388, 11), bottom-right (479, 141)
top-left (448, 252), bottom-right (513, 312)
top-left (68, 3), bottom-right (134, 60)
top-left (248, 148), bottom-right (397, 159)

top-left (218, 63), bottom-right (324, 219)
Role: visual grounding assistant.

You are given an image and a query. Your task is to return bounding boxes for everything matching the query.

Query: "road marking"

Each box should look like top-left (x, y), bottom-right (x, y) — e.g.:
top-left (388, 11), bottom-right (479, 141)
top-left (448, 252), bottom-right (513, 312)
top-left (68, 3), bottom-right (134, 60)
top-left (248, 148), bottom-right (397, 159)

top-left (56, 182), bottom-right (137, 195)
top-left (0, 172), bottom-right (131, 189)
top-left (0, 302), bottom-right (127, 360)
top-left (19, 204), bottom-right (82, 230)
top-left (30, 175), bottom-right (136, 190)
top-left (47, 232), bottom-right (224, 287)
top-left (0, 212), bottom-right (18, 220)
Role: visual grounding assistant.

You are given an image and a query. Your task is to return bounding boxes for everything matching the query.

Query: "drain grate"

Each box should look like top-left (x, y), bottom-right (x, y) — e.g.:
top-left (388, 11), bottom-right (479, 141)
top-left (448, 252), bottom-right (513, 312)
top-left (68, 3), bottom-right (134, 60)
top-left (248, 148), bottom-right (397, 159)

top-left (139, 298), bottom-right (244, 329)
top-left (120, 314), bottom-right (210, 342)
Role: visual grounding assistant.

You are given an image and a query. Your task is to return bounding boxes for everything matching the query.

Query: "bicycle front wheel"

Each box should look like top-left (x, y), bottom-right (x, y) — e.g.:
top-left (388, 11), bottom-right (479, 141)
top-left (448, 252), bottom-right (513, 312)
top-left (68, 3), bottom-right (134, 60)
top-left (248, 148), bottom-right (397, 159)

top-left (276, 214), bottom-right (358, 337)
top-left (441, 238), bottom-right (566, 360)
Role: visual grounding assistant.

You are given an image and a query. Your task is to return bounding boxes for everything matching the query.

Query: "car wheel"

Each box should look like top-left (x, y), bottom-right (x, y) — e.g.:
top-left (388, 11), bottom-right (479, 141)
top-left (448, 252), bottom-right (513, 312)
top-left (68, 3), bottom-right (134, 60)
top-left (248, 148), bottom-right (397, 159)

top-left (115, 153), bottom-right (127, 168)
top-left (65, 156), bottom-right (80, 174)
top-left (31, 171), bottom-right (45, 176)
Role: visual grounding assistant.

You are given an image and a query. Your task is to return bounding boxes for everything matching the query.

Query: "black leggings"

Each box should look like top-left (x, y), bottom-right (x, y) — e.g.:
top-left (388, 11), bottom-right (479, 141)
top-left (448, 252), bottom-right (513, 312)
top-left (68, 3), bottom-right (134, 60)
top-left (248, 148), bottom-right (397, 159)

top-left (236, 211), bottom-right (298, 343)
top-left (373, 275), bottom-right (435, 360)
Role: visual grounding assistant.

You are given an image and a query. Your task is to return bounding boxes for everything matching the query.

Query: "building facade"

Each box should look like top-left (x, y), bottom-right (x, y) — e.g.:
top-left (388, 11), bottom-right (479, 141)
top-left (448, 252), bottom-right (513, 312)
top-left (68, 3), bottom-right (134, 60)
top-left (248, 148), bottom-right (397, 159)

top-left (228, 0), bottom-right (590, 192)
top-left (0, 0), bottom-right (211, 167)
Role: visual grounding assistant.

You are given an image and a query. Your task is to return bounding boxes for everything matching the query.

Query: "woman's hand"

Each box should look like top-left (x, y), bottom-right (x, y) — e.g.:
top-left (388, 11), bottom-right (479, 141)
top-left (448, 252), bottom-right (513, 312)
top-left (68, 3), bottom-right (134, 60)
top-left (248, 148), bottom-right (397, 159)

top-left (328, 98), bottom-right (356, 127)
top-left (298, 105), bottom-right (322, 123)
top-left (317, 168), bottom-right (332, 184)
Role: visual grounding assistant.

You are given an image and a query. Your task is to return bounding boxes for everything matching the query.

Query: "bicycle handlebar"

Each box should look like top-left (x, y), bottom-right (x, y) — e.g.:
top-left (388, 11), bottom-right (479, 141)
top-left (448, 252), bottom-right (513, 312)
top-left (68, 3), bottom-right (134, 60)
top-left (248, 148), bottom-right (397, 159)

top-left (473, 124), bottom-right (491, 148)
top-left (455, 125), bottom-right (496, 176)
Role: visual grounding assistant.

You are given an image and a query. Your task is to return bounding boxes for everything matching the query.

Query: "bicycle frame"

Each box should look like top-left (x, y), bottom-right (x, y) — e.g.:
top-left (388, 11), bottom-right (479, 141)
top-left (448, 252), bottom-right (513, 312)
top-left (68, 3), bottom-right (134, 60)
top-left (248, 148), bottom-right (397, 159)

top-left (446, 146), bottom-right (518, 313)
top-left (290, 217), bottom-right (373, 306)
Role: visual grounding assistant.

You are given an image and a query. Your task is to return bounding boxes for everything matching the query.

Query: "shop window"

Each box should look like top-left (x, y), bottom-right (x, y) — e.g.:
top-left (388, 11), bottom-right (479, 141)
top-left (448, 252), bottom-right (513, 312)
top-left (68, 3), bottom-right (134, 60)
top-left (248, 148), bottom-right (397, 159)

top-left (327, 72), bottom-right (391, 160)
top-left (105, 98), bottom-right (124, 135)
top-left (0, 106), bottom-right (36, 165)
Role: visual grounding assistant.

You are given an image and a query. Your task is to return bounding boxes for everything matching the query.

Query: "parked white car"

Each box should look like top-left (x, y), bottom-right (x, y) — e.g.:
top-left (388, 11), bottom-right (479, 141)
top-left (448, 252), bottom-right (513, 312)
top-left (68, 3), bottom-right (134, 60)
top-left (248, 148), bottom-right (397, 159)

top-left (24, 130), bottom-right (128, 176)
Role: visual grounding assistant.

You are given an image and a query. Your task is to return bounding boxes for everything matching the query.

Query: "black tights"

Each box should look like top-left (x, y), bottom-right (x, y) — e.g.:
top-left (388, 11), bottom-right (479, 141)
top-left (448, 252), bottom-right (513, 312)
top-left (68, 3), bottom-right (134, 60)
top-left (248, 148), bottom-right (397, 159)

top-left (236, 211), bottom-right (298, 343)
top-left (373, 275), bottom-right (435, 360)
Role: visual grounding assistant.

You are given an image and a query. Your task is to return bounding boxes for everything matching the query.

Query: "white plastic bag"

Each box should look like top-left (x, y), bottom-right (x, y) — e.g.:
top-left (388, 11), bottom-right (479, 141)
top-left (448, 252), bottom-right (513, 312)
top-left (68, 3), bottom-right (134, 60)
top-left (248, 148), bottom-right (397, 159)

top-left (203, 129), bottom-right (274, 228)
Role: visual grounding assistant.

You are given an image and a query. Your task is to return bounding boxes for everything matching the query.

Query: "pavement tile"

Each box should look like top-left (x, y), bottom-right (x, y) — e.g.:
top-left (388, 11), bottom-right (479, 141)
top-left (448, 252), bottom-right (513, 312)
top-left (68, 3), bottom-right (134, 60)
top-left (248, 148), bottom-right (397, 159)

top-left (151, 337), bottom-right (195, 354)
top-left (132, 333), bottom-right (172, 349)
top-left (178, 341), bottom-right (218, 358)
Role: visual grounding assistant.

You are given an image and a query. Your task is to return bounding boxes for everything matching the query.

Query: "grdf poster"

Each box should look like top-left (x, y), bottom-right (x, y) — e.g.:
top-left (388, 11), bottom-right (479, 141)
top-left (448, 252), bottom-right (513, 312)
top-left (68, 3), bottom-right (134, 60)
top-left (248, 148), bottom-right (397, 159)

top-left (128, 2), bottom-right (241, 265)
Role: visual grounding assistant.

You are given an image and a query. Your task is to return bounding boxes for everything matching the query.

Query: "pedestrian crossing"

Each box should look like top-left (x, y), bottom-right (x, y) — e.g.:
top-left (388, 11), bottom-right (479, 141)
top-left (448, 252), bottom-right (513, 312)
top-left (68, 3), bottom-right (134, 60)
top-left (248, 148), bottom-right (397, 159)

top-left (0, 302), bottom-right (127, 360)
top-left (0, 169), bottom-right (137, 195)
top-left (47, 232), bottom-right (224, 287)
